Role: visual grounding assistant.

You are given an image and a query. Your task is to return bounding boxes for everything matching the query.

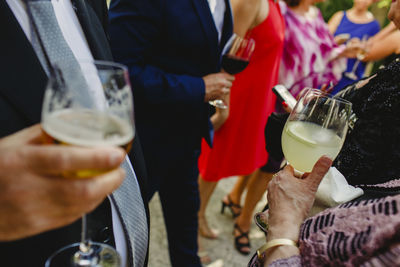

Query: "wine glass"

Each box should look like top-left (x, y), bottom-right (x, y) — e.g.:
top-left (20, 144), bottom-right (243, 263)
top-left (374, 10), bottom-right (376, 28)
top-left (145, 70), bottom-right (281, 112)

top-left (344, 35), bottom-right (368, 81)
top-left (209, 34), bottom-right (255, 109)
top-left (43, 60), bottom-right (134, 267)
top-left (281, 88), bottom-right (352, 176)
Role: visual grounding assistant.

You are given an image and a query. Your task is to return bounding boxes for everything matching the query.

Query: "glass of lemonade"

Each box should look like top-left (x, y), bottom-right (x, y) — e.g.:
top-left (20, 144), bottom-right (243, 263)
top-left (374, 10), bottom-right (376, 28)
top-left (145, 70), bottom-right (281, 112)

top-left (43, 60), bottom-right (134, 267)
top-left (281, 88), bottom-right (352, 175)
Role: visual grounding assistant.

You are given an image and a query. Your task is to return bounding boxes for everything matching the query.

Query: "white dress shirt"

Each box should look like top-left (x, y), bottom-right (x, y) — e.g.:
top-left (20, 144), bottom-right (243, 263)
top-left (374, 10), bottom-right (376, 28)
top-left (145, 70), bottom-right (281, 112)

top-left (207, 0), bottom-right (226, 42)
top-left (6, 1), bottom-right (128, 266)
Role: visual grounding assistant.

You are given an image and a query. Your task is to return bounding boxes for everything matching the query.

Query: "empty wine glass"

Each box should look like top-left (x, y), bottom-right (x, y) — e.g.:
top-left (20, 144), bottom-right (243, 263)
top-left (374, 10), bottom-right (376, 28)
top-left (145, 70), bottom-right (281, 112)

top-left (43, 60), bottom-right (134, 267)
top-left (344, 35), bottom-right (368, 81)
top-left (281, 88), bottom-right (352, 176)
top-left (209, 34), bottom-right (255, 109)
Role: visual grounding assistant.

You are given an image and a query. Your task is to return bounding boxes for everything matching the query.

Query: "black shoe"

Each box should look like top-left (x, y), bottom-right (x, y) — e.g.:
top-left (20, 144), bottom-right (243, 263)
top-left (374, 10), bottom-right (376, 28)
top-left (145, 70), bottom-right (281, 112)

top-left (221, 195), bottom-right (242, 218)
top-left (233, 223), bottom-right (251, 255)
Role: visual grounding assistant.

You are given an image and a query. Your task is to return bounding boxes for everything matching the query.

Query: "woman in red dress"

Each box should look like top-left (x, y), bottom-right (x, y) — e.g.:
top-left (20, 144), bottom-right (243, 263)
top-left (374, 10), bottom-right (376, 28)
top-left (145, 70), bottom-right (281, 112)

top-left (197, 0), bottom-right (285, 254)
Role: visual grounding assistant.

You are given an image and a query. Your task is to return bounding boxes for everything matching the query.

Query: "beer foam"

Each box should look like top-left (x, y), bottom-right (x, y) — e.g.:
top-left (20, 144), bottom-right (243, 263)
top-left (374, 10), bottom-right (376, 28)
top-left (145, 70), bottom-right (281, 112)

top-left (42, 109), bottom-right (134, 147)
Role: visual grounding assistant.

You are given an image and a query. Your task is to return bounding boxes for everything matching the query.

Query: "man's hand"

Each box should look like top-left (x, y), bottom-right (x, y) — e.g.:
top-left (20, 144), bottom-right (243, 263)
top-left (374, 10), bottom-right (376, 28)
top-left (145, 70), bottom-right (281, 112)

top-left (0, 124), bottom-right (126, 241)
top-left (203, 72), bottom-right (235, 102)
top-left (211, 92), bottom-right (231, 131)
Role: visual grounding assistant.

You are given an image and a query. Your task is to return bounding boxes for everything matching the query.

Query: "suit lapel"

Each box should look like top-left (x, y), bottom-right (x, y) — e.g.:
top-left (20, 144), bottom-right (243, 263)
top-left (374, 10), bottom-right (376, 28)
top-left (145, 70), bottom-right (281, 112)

top-left (191, 0), bottom-right (219, 65)
top-left (219, 0), bottom-right (233, 55)
top-left (0, 1), bottom-right (47, 125)
top-left (72, 0), bottom-right (113, 61)
top-left (0, 0), bottom-right (113, 126)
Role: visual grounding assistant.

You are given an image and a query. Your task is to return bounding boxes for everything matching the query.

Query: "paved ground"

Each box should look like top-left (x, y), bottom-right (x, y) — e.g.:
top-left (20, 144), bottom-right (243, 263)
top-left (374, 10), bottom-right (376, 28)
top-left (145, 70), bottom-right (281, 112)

top-left (148, 176), bottom-right (267, 267)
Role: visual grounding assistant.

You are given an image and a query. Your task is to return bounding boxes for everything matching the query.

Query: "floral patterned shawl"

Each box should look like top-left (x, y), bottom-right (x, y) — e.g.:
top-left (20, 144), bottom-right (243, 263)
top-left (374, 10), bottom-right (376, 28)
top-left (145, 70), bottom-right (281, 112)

top-left (278, 2), bottom-right (346, 97)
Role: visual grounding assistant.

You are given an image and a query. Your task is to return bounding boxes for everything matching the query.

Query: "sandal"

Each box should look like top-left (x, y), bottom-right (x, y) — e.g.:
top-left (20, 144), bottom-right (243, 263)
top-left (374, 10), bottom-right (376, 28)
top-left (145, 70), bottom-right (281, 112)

top-left (198, 250), bottom-right (211, 264)
top-left (233, 223), bottom-right (251, 255)
top-left (221, 195), bottom-right (242, 218)
top-left (198, 216), bottom-right (218, 239)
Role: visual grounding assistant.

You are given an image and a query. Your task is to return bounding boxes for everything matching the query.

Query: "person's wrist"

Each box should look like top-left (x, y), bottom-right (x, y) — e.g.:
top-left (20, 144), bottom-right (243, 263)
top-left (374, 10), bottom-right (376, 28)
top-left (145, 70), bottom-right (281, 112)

top-left (267, 222), bottom-right (301, 242)
top-left (217, 111), bottom-right (228, 120)
top-left (264, 243), bottom-right (300, 263)
top-left (260, 236), bottom-right (300, 266)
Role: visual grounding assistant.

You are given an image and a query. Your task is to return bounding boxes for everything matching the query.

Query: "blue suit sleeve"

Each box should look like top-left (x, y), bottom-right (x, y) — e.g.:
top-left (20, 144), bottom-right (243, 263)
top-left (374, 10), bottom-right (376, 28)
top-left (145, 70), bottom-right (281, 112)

top-left (108, 0), bottom-right (206, 109)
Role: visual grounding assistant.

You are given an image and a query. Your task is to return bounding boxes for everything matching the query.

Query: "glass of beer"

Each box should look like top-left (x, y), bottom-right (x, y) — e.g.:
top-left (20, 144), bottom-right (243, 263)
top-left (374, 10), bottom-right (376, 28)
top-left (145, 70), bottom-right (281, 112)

top-left (281, 88), bottom-right (352, 175)
top-left (43, 60), bottom-right (134, 267)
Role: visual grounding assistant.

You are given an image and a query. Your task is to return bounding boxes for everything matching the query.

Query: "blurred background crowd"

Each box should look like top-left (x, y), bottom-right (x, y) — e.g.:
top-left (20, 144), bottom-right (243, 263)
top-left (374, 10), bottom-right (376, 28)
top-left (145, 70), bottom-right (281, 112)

top-left (146, 0), bottom-right (400, 266)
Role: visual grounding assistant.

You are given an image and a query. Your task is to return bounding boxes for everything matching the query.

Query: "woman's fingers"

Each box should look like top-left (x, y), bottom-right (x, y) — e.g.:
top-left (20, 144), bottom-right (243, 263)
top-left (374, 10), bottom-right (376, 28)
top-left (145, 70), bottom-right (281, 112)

top-left (304, 156), bottom-right (332, 190)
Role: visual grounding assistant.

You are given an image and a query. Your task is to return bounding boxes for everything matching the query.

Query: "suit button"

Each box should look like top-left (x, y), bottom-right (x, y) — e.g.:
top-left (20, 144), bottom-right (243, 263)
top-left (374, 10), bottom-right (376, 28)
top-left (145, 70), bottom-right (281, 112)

top-left (96, 226), bottom-right (112, 243)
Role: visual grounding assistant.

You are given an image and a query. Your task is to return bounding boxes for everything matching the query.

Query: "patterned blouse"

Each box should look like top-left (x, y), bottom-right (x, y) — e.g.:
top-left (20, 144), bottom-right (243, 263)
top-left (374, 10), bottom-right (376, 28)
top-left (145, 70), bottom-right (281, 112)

top-left (249, 180), bottom-right (400, 267)
top-left (278, 2), bottom-right (346, 98)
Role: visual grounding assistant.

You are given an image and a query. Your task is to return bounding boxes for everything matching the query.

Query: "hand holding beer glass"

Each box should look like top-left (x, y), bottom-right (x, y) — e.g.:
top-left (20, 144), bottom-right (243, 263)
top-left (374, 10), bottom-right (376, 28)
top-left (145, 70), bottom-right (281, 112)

top-left (281, 88), bottom-right (352, 176)
top-left (43, 61), bottom-right (134, 267)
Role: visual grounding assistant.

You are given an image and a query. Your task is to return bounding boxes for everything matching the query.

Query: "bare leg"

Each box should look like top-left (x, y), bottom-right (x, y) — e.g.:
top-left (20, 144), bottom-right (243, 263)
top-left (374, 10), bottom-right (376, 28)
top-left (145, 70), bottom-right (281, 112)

top-left (237, 170), bottom-right (273, 228)
top-left (198, 174), bottom-right (218, 239)
top-left (234, 169), bottom-right (274, 254)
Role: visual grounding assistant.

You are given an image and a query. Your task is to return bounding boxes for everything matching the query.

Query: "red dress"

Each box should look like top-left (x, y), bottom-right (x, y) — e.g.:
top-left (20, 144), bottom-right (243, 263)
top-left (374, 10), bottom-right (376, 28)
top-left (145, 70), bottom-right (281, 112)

top-left (198, 0), bottom-right (285, 182)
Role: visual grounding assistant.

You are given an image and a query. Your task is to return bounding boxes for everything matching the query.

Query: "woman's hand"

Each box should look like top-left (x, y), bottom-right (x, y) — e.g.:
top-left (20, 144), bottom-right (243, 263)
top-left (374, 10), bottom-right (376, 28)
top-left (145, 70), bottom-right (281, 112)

top-left (334, 33), bottom-right (350, 45)
top-left (257, 157), bottom-right (332, 266)
top-left (266, 156), bottom-right (332, 241)
top-left (340, 38), bottom-right (363, 58)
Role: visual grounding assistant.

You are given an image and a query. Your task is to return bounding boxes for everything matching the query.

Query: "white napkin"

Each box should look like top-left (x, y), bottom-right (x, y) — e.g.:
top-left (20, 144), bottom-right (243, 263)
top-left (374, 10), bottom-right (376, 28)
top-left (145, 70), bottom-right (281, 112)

top-left (315, 167), bottom-right (364, 207)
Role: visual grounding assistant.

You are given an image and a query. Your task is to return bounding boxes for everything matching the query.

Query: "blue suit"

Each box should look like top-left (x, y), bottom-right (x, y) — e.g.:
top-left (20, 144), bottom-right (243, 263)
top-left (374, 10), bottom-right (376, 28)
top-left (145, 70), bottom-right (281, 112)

top-left (109, 0), bottom-right (233, 265)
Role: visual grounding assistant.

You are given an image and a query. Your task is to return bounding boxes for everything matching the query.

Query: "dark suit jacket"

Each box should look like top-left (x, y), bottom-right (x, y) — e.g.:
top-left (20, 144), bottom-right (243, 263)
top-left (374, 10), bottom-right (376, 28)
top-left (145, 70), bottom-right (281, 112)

top-left (108, 0), bottom-right (233, 183)
top-left (0, 1), bottom-right (149, 266)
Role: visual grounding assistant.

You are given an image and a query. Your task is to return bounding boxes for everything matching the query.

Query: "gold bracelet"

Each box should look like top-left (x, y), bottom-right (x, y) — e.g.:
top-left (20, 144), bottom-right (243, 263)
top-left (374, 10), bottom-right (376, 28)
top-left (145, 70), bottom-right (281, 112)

top-left (257, 238), bottom-right (298, 259)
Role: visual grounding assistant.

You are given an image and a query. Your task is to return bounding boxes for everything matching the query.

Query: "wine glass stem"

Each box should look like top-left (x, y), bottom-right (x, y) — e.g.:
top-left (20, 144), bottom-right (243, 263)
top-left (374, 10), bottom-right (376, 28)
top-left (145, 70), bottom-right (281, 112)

top-left (350, 59), bottom-right (360, 75)
top-left (80, 215), bottom-right (91, 253)
top-left (73, 214), bottom-right (98, 266)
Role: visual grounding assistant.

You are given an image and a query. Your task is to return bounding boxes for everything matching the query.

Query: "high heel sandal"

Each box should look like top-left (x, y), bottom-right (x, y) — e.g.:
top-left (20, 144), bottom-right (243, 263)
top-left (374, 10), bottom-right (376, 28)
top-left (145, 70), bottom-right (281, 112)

top-left (233, 223), bottom-right (251, 255)
top-left (221, 195), bottom-right (242, 218)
